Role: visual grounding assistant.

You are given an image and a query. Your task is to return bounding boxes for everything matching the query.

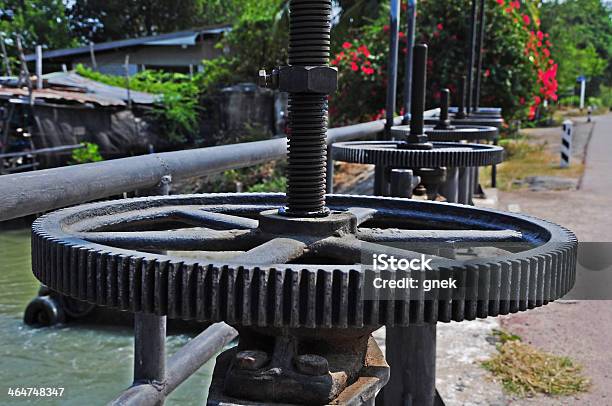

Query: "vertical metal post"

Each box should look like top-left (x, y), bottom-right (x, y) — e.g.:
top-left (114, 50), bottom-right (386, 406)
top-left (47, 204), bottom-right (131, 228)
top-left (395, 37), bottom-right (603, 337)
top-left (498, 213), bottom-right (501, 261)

top-left (466, 0), bottom-right (478, 115)
top-left (458, 167), bottom-right (471, 204)
top-left (35, 45), bottom-right (43, 90)
top-left (381, 325), bottom-right (437, 406)
top-left (402, 0), bottom-right (417, 124)
top-left (89, 42), bottom-right (98, 71)
top-left (455, 76), bottom-right (467, 119)
top-left (473, 0), bottom-right (486, 111)
top-left (134, 313), bottom-right (167, 385)
top-left (440, 167), bottom-right (459, 203)
top-left (491, 136), bottom-right (498, 188)
top-left (133, 175), bottom-right (171, 400)
top-left (0, 33), bottom-right (12, 77)
top-left (384, 0), bottom-right (401, 139)
top-left (124, 55), bottom-right (132, 110)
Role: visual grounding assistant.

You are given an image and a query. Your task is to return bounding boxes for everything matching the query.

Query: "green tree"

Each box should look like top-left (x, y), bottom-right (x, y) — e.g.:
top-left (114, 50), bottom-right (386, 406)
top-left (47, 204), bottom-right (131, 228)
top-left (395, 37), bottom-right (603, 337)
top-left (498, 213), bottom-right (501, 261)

top-left (540, 0), bottom-right (612, 96)
top-left (68, 0), bottom-right (211, 43)
top-left (0, 0), bottom-right (76, 58)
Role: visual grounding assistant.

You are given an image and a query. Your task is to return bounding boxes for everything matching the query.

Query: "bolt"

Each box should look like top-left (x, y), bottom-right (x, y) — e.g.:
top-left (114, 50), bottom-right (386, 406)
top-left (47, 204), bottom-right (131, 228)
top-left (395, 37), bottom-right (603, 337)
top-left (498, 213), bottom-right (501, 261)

top-left (258, 69), bottom-right (278, 89)
top-left (435, 89), bottom-right (455, 130)
top-left (294, 354), bottom-right (329, 376)
top-left (235, 350), bottom-right (269, 371)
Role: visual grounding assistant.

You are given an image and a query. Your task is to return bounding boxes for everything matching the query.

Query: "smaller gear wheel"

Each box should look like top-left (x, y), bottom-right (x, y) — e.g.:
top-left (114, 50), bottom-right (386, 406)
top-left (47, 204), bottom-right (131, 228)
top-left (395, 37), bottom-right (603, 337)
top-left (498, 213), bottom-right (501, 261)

top-left (331, 140), bottom-right (503, 168)
top-left (391, 124), bottom-right (498, 142)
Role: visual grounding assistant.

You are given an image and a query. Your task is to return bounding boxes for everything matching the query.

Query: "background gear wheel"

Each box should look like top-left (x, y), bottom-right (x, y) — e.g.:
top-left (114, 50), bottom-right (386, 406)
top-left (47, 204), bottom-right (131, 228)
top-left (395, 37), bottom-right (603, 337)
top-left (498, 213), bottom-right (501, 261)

top-left (32, 193), bottom-right (576, 328)
top-left (331, 141), bottom-right (503, 168)
top-left (391, 124), bottom-right (498, 142)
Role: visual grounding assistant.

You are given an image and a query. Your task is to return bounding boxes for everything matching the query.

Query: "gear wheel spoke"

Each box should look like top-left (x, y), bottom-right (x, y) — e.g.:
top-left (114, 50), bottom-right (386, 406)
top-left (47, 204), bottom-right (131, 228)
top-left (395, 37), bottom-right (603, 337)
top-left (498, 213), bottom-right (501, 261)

top-left (79, 228), bottom-right (261, 251)
top-left (227, 238), bottom-right (308, 265)
top-left (356, 228), bottom-right (524, 246)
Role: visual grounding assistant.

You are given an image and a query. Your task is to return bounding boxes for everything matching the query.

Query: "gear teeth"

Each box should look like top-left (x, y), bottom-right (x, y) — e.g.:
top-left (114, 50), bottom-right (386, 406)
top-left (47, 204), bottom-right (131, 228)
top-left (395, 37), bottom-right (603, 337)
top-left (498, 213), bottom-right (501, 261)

top-left (476, 264), bottom-right (491, 319)
top-left (332, 141), bottom-right (504, 168)
top-left (487, 262), bottom-right (501, 317)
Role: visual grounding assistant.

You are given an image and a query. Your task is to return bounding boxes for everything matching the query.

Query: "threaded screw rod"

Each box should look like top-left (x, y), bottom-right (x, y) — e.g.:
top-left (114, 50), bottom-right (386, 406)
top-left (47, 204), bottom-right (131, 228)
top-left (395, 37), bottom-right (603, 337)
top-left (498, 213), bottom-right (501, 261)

top-left (435, 88), bottom-right (454, 130)
top-left (455, 75), bottom-right (467, 119)
top-left (285, 0), bottom-right (332, 217)
top-left (409, 44), bottom-right (427, 138)
top-left (466, 0), bottom-right (478, 115)
top-left (473, 0), bottom-right (486, 111)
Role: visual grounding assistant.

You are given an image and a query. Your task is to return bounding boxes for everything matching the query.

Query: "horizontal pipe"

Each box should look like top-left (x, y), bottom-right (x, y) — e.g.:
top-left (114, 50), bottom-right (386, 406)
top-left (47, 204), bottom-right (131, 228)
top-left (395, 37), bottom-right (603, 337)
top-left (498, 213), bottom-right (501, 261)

top-left (110, 322), bottom-right (238, 406)
top-left (0, 113), bottom-right (439, 222)
top-left (0, 144), bottom-right (84, 159)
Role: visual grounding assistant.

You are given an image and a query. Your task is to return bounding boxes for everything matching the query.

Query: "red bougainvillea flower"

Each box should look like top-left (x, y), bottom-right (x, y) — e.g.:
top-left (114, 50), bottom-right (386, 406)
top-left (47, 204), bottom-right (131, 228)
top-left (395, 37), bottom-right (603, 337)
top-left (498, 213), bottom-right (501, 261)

top-left (528, 105), bottom-right (536, 120)
top-left (484, 69), bottom-right (491, 77)
top-left (358, 45), bottom-right (371, 58)
top-left (350, 62), bottom-right (358, 71)
top-left (361, 66), bottom-right (375, 75)
top-left (437, 23), bottom-right (443, 30)
top-left (342, 42), bottom-right (352, 49)
top-left (496, 0), bottom-right (504, 5)
top-left (520, 97), bottom-right (526, 105)
top-left (522, 14), bottom-right (530, 25)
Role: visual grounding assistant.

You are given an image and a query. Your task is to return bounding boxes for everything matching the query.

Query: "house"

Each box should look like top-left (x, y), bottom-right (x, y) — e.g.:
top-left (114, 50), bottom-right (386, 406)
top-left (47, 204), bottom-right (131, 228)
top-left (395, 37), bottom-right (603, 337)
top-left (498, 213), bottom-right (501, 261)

top-left (24, 25), bottom-right (232, 76)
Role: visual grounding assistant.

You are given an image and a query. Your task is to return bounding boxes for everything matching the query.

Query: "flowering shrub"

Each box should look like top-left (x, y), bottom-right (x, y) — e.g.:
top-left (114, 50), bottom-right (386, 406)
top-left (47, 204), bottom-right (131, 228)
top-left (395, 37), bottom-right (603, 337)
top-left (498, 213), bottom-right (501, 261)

top-left (329, 33), bottom-right (389, 125)
top-left (329, 0), bottom-right (555, 124)
top-left (497, 0), bottom-right (558, 119)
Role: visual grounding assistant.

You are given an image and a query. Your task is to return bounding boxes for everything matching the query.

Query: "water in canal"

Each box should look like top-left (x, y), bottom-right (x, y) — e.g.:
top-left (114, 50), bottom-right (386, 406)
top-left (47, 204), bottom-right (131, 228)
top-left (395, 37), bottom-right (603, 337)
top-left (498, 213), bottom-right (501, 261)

top-left (0, 228), bottom-right (216, 405)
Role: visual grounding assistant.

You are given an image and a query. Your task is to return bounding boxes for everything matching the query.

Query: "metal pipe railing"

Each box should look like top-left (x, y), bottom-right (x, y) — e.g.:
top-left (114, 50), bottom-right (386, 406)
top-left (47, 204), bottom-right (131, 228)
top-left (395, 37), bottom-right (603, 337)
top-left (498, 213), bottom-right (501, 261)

top-left (110, 322), bottom-right (238, 406)
top-left (0, 118), bottom-right (408, 222)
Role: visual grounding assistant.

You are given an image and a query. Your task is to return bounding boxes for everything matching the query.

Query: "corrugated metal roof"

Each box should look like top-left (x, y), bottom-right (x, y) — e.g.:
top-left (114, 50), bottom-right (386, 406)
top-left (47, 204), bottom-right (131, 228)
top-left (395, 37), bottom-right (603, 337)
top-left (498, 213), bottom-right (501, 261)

top-left (24, 24), bottom-right (231, 62)
top-left (0, 87), bottom-right (128, 106)
top-left (43, 72), bottom-right (158, 105)
top-left (0, 72), bottom-right (159, 107)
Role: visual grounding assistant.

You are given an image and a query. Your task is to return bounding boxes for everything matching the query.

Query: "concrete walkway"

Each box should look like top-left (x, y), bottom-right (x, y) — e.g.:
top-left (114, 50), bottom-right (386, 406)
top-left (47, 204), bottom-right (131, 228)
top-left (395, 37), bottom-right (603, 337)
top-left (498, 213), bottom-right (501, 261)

top-left (498, 112), bottom-right (612, 405)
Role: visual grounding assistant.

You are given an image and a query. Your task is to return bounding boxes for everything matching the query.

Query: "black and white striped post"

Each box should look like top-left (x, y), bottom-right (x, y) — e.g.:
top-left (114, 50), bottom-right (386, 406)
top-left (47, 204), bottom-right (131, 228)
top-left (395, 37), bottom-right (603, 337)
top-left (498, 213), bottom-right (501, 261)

top-left (561, 119), bottom-right (572, 168)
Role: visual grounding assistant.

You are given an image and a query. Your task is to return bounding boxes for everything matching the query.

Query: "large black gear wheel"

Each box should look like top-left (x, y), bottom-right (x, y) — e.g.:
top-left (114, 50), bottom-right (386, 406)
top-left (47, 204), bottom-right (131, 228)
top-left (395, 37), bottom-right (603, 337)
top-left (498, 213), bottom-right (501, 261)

top-left (32, 193), bottom-right (576, 328)
top-left (331, 141), bottom-right (503, 168)
top-left (391, 124), bottom-right (498, 142)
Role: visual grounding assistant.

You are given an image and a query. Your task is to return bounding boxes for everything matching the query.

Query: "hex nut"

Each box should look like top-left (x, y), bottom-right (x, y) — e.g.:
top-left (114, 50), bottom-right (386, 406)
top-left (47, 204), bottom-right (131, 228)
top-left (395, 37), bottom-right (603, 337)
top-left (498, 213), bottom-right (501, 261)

top-left (278, 65), bottom-right (338, 94)
top-left (235, 350), bottom-right (270, 371)
top-left (294, 354), bottom-right (329, 376)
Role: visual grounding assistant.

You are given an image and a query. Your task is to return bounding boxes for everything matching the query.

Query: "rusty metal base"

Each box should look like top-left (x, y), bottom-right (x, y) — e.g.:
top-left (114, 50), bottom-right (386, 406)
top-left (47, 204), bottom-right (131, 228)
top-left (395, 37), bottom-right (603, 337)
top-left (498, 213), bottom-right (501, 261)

top-left (207, 333), bottom-right (389, 406)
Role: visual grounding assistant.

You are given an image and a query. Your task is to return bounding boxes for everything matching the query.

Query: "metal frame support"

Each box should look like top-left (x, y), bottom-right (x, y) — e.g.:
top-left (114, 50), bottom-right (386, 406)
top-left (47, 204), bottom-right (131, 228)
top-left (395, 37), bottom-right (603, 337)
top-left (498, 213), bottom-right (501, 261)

top-left (402, 0), bottom-right (417, 125)
top-left (457, 167), bottom-right (471, 204)
top-left (440, 167), bottom-right (459, 203)
top-left (132, 175), bottom-right (172, 402)
top-left (378, 325), bottom-right (438, 406)
top-left (384, 0), bottom-right (402, 139)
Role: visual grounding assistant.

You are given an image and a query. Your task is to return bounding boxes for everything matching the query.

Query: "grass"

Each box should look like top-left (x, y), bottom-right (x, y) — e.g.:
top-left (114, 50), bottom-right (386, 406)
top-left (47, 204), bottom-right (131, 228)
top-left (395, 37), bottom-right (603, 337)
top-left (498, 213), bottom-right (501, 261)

top-left (482, 329), bottom-right (590, 397)
top-left (480, 137), bottom-right (584, 191)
